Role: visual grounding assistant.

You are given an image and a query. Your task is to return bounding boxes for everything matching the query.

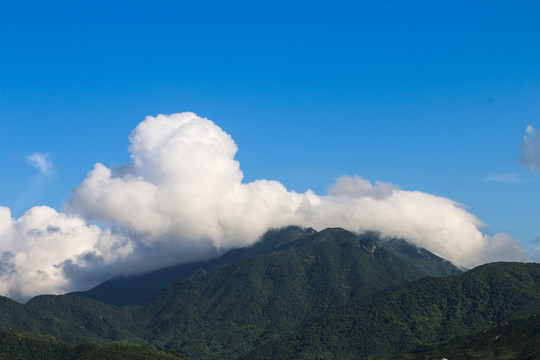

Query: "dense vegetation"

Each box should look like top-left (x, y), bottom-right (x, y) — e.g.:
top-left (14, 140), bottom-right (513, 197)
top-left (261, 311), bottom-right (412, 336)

top-left (0, 294), bottom-right (138, 345)
top-left (242, 262), bottom-right (540, 359)
top-left (70, 226), bottom-right (313, 306)
top-left (72, 227), bottom-right (458, 307)
top-left (1, 227), bottom-right (540, 359)
top-left (393, 313), bottom-right (540, 359)
top-left (135, 227), bottom-right (445, 358)
top-left (0, 328), bottom-right (185, 360)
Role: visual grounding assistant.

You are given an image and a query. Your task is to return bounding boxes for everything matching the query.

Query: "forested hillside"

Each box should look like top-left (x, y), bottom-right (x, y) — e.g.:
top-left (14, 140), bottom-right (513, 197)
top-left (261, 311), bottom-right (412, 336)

top-left (1, 228), bottom-right (538, 359)
top-left (0, 328), bottom-right (185, 360)
top-left (243, 262), bottom-right (540, 359)
top-left (393, 313), bottom-right (540, 359)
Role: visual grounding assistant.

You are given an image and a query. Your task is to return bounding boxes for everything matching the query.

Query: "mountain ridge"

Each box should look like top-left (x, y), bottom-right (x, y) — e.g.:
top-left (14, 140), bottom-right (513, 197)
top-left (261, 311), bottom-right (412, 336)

top-left (0, 227), bottom-right (461, 359)
top-left (68, 226), bottom-right (310, 306)
top-left (70, 226), bottom-right (459, 306)
top-left (134, 227), bottom-right (443, 358)
top-left (2, 227), bottom-right (538, 359)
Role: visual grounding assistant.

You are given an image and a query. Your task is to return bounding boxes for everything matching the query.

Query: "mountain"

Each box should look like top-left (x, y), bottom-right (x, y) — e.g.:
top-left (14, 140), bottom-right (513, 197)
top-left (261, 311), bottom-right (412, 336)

top-left (0, 328), bottom-right (185, 360)
top-left (242, 262), bottom-right (540, 360)
top-left (377, 235), bottom-right (465, 275)
top-left (0, 294), bottom-right (138, 346)
top-left (393, 313), bottom-right (540, 359)
top-left (134, 227), bottom-right (446, 359)
top-left (0, 227), bottom-right (459, 359)
top-left (1, 227), bottom-right (538, 359)
top-left (9, 227), bottom-right (540, 359)
top-left (69, 226), bottom-right (311, 306)
top-left (71, 227), bottom-right (459, 306)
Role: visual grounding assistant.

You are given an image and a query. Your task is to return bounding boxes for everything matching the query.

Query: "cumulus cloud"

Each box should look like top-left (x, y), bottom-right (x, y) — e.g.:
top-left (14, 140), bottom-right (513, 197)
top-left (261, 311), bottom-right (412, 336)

top-left (68, 113), bottom-right (528, 268)
top-left (26, 153), bottom-right (53, 175)
top-left (0, 206), bottom-right (104, 299)
top-left (0, 112), bottom-right (532, 301)
top-left (519, 125), bottom-right (540, 170)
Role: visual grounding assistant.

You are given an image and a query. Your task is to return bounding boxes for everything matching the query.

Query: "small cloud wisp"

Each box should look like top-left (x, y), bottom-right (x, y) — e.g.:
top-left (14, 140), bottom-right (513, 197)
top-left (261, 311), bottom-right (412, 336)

top-left (519, 125), bottom-right (540, 170)
top-left (26, 153), bottom-right (54, 175)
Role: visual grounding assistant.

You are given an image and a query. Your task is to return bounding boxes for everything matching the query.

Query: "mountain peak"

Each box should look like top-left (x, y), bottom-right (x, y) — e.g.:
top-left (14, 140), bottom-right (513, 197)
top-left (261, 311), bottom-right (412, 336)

top-left (70, 226), bottom-right (459, 306)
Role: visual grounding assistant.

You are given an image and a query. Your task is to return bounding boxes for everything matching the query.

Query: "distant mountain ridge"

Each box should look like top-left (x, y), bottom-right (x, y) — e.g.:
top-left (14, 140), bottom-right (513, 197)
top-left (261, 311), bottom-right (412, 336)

top-left (70, 226), bottom-right (460, 306)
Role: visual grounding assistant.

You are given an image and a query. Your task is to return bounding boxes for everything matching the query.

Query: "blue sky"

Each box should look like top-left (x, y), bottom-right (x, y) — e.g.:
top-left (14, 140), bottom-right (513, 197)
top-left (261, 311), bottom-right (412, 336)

top-left (1, 0), bottom-right (540, 296)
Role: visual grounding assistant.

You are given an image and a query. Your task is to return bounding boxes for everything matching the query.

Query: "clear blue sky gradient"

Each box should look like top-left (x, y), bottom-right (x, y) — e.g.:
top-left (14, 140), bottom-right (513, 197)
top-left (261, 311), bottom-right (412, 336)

top-left (1, 1), bottom-right (539, 248)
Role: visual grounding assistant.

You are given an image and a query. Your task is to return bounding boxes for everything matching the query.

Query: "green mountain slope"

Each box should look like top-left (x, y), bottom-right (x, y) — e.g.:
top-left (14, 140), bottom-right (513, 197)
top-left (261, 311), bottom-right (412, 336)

top-left (0, 294), bottom-right (140, 345)
top-left (71, 227), bottom-right (459, 307)
top-left (379, 235), bottom-right (464, 276)
top-left (242, 262), bottom-right (540, 360)
top-left (0, 328), bottom-right (185, 360)
top-left (1, 227), bottom-right (455, 359)
top-left (69, 226), bottom-right (310, 306)
top-left (135, 227), bottom-right (436, 359)
top-left (393, 313), bottom-right (540, 359)
top-left (2, 228), bottom-right (538, 360)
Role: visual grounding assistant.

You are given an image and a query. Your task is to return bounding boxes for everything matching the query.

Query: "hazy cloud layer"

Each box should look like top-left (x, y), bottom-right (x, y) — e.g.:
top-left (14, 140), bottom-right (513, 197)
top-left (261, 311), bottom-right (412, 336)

top-left (327, 175), bottom-right (399, 199)
top-left (481, 173), bottom-right (526, 184)
top-left (26, 153), bottom-right (53, 175)
top-left (0, 113), bottom-right (532, 301)
top-left (519, 125), bottom-right (540, 170)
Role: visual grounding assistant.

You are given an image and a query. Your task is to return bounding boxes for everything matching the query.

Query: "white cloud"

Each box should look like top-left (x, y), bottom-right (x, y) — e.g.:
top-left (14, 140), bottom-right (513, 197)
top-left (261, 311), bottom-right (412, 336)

top-left (0, 206), bottom-right (105, 300)
top-left (327, 175), bottom-right (399, 199)
top-left (483, 233), bottom-right (530, 263)
top-left (519, 125), bottom-right (540, 170)
top-left (26, 153), bottom-right (53, 175)
top-left (68, 113), bottom-right (529, 268)
top-left (0, 112), bottom-right (532, 301)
